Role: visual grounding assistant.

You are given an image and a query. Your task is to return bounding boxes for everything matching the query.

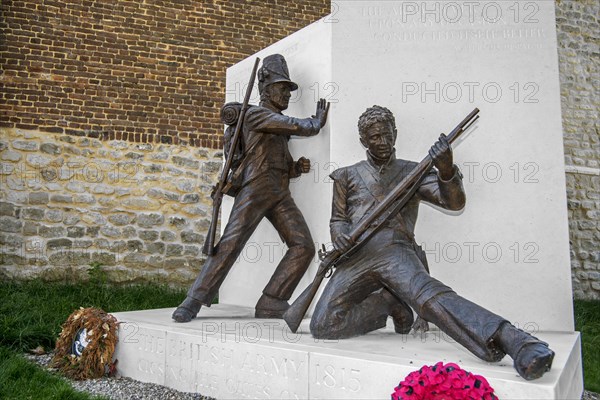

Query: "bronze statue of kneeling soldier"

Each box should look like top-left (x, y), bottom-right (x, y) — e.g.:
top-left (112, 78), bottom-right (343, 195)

top-left (290, 105), bottom-right (554, 381)
top-left (172, 54), bottom-right (330, 322)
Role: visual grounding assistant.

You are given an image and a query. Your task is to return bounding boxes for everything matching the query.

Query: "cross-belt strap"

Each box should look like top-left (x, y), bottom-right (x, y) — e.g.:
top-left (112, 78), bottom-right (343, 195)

top-left (355, 162), bottom-right (414, 239)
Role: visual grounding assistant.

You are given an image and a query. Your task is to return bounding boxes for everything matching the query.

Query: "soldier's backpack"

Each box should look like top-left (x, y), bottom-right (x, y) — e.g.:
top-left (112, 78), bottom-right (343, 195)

top-left (220, 102), bottom-right (253, 196)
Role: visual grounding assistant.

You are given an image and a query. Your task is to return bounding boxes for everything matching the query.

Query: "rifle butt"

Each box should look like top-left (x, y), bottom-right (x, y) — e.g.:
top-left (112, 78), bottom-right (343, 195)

top-left (283, 277), bottom-right (323, 333)
top-left (202, 195), bottom-right (223, 256)
top-left (202, 235), bottom-right (215, 256)
top-left (202, 213), bottom-right (219, 256)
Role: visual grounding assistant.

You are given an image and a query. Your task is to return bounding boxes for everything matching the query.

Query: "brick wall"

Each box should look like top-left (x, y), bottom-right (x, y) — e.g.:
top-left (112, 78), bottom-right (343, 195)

top-left (0, 0), bottom-right (329, 148)
top-left (555, 0), bottom-right (600, 300)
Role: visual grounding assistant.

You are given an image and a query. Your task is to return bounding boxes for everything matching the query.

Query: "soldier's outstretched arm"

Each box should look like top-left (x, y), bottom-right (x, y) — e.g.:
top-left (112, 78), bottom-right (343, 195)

top-left (246, 99), bottom-right (330, 137)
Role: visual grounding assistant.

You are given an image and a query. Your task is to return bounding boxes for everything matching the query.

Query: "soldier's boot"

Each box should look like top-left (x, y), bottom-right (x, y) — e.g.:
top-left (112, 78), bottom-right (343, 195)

top-left (382, 290), bottom-right (414, 334)
top-left (172, 297), bottom-right (203, 323)
top-left (494, 322), bottom-right (555, 380)
top-left (255, 293), bottom-right (289, 319)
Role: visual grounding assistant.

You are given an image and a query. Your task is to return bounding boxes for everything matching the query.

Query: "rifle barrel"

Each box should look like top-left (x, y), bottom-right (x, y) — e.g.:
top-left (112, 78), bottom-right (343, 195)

top-left (215, 58), bottom-right (261, 193)
top-left (349, 107), bottom-right (479, 240)
top-left (202, 57), bottom-right (261, 256)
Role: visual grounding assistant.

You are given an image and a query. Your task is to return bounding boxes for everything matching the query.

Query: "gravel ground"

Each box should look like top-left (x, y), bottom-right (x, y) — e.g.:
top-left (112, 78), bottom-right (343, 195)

top-left (24, 353), bottom-right (212, 400)
top-left (584, 392), bottom-right (600, 400)
top-left (23, 352), bottom-right (600, 400)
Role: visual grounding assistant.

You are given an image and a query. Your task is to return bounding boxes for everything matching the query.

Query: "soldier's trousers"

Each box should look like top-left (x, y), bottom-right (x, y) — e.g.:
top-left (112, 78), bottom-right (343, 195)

top-left (188, 170), bottom-right (315, 306)
top-left (310, 233), bottom-right (507, 362)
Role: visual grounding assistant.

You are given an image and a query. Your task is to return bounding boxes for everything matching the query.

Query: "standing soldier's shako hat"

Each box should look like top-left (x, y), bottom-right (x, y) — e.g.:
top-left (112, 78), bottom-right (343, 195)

top-left (257, 54), bottom-right (299, 93)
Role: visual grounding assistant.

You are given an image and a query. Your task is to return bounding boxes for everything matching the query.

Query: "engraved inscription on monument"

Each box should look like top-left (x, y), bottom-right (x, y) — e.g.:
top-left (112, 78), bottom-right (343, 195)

top-left (336, 1), bottom-right (548, 54)
top-left (117, 324), bottom-right (166, 385)
top-left (165, 331), bottom-right (309, 399)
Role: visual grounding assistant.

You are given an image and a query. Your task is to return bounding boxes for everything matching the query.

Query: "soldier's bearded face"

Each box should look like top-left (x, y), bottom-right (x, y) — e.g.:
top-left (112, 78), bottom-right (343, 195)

top-left (266, 82), bottom-right (292, 111)
top-left (362, 121), bottom-right (396, 160)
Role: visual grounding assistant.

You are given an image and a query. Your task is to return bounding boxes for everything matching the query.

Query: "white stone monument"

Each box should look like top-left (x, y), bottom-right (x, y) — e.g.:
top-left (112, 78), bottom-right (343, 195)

top-left (113, 2), bottom-right (583, 398)
top-left (218, 19), bottom-right (333, 310)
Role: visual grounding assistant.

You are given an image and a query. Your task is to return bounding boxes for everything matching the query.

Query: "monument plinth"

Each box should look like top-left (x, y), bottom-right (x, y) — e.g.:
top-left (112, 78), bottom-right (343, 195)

top-left (113, 307), bottom-right (582, 399)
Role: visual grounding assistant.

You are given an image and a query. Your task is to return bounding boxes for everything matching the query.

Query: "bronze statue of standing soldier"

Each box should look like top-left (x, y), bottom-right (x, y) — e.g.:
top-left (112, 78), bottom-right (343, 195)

top-left (172, 54), bottom-right (330, 322)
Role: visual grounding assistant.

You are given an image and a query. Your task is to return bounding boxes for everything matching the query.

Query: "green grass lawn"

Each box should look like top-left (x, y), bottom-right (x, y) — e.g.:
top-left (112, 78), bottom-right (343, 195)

top-left (0, 279), bottom-right (186, 400)
top-left (575, 299), bottom-right (600, 393)
top-left (0, 279), bottom-right (186, 353)
top-left (0, 346), bottom-right (106, 400)
top-left (0, 279), bottom-right (598, 396)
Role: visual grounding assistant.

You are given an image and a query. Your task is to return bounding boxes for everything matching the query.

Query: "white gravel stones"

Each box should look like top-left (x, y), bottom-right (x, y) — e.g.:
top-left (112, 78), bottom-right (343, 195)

top-left (24, 353), bottom-right (212, 400)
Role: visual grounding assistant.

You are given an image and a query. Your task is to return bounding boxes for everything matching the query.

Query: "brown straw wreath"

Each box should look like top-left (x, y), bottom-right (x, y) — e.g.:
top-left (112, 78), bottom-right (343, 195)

top-left (52, 307), bottom-right (118, 380)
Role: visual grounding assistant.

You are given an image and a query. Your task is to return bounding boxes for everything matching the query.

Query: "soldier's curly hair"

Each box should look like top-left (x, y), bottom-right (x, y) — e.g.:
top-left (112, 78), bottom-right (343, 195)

top-left (357, 105), bottom-right (397, 140)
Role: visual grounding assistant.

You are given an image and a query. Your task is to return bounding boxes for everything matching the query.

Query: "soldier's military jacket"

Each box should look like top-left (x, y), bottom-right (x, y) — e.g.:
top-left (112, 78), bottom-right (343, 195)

top-left (329, 153), bottom-right (466, 248)
top-left (240, 105), bottom-right (321, 185)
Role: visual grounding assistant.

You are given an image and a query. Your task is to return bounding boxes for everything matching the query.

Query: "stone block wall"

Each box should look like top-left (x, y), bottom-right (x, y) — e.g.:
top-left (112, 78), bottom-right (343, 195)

top-left (0, 127), bottom-right (221, 284)
top-left (555, 0), bottom-right (599, 300)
